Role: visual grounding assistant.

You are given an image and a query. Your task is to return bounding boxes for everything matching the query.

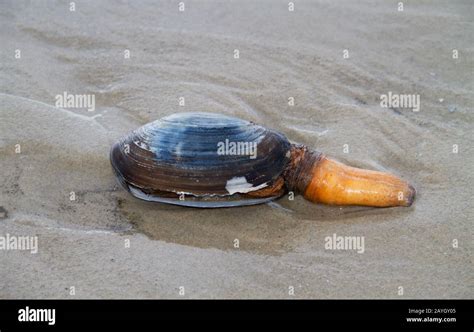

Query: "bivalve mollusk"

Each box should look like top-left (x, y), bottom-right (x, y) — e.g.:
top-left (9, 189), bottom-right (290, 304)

top-left (110, 112), bottom-right (416, 208)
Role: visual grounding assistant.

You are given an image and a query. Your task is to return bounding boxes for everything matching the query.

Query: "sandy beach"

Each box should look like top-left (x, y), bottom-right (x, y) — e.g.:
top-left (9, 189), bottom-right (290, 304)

top-left (1, 0), bottom-right (473, 298)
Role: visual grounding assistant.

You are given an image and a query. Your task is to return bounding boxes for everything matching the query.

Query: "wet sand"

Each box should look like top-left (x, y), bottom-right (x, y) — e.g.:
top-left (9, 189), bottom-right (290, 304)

top-left (1, 0), bottom-right (473, 298)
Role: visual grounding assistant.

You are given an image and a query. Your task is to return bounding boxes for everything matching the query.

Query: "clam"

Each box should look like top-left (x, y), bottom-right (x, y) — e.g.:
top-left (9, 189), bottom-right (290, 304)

top-left (110, 112), bottom-right (416, 208)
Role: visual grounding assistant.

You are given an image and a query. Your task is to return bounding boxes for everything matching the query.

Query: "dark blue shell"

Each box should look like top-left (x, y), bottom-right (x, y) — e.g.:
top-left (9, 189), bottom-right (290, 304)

top-left (110, 112), bottom-right (292, 207)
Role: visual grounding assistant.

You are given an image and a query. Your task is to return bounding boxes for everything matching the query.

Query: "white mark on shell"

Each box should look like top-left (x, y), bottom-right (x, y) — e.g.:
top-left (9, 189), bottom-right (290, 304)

top-left (134, 140), bottom-right (149, 151)
top-left (225, 176), bottom-right (267, 195)
top-left (175, 142), bottom-right (183, 157)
